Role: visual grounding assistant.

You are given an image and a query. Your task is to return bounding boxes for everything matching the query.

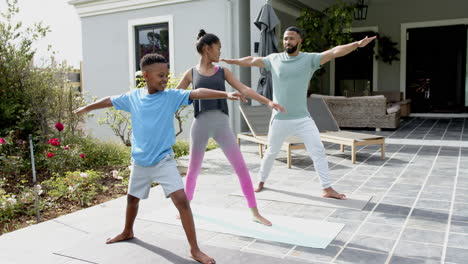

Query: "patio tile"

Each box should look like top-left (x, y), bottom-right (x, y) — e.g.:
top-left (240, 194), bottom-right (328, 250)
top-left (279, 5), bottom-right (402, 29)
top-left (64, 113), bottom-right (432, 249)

top-left (452, 203), bottom-right (468, 222)
top-left (450, 220), bottom-right (468, 233)
top-left (387, 184), bottom-right (422, 197)
top-left (407, 216), bottom-right (448, 231)
top-left (328, 208), bottom-right (369, 221)
top-left (447, 232), bottom-right (468, 249)
top-left (367, 212), bottom-right (407, 226)
top-left (397, 177), bottom-right (426, 185)
top-left (393, 241), bottom-right (442, 261)
top-left (374, 203), bottom-right (411, 216)
top-left (245, 239), bottom-right (294, 255)
top-left (381, 196), bottom-right (417, 207)
top-left (411, 208), bottom-right (449, 220)
top-left (335, 247), bottom-right (388, 264)
top-left (415, 199), bottom-right (451, 210)
top-left (419, 192), bottom-right (452, 202)
top-left (330, 232), bottom-right (353, 246)
top-left (444, 247), bottom-right (468, 264)
top-left (357, 222), bottom-right (402, 240)
top-left (400, 228), bottom-right (445, 245)
top-left (203, 233), bottom-right (254, 250)
top-left (363, 178), bottom-right (396, 189)
top-left (348, 234), bottom-right (395, 253)
top-left (291, 205), bottom-right (335, 220)
top-left (288, 244), bottom-right (341, 262)
top-left (388, 256), bottom-right (440, 264)
top-left (326, 219), bottom-right (361, 233)
top-left (425, 176), bottom-right (456, 187)
top-left (422, 185), bottom-right (454, 195)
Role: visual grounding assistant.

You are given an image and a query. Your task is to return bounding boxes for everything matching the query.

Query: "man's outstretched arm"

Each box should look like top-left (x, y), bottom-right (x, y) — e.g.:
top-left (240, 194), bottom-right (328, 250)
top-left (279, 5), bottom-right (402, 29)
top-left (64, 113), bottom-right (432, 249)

top-left (221, 56), bottom-right (265, 68)
top-left (320, 36), bottom-right (377, 65)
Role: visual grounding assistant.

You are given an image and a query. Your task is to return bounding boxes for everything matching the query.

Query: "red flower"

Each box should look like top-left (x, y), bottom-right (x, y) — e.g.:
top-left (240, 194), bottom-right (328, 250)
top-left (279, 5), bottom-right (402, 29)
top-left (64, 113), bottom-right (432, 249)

top-left (55, 122), bottom-right (64, 132)
top-left (47, 152), bottom-right (55, 158)
top-left (63, 145), bottom-right (70, 150)
top-left (47, 138), bottom-right (60, 146)
top-left (79, 153), bottom-right (86, 159)
top-left (0, 138), bottom-right (5, 144)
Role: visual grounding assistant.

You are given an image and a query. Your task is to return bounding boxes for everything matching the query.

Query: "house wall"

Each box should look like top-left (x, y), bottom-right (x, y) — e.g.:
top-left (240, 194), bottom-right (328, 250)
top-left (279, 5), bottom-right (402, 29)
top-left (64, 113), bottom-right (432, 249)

top-left (79, 0), bottom-right (249, 140)
top-left (352, 0), bottom-right (468, 93)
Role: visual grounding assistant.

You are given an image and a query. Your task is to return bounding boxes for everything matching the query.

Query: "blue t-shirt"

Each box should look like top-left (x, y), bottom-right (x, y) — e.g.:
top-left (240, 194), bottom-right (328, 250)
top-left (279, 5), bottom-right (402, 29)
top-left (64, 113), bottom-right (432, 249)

top-left (111, 88), bottom-right (192, 166)
top-left (263, 52), bottom-right (322, 120)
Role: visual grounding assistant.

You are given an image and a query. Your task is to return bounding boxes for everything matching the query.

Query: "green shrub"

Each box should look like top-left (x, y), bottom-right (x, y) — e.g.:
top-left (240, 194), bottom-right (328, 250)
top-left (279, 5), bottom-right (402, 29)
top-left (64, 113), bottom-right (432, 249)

top-left (0, 181), bottom-right (41, 222)
top-left (172, 140), bottom-right (190, 159)
top-left (64, 135), bottom-right (131, 168)
top-left (172, 139), bottom-right (218, 159)
top-left (42, 170), bottom-right (104, 207)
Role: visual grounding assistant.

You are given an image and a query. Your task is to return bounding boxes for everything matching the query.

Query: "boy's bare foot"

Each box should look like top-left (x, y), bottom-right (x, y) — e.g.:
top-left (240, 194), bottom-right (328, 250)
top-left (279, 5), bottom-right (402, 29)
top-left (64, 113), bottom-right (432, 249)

top-left (322, 187), bottom-right (346, 200)
top-left (106, 231), bottom-right (134, 244)
top-left (254, 182), bottom-right (264, 192)
top-left (252, 214), bottom-right (272, 226)
top-left (191, 248), bottom-right (216, 264)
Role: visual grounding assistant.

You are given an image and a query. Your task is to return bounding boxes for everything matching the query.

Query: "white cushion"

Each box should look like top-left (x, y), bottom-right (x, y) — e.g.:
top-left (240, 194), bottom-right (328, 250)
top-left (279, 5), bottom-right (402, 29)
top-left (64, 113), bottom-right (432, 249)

top-left (387, 104), bottom-right (400, 114)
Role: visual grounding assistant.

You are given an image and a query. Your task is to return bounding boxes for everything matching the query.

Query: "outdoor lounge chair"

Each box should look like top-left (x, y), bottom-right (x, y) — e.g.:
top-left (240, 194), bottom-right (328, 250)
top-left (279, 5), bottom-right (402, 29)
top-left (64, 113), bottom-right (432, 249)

top-left (237, 96), bottom-right (385, 167)
top-left (237, 104), bottom-right (304, 168)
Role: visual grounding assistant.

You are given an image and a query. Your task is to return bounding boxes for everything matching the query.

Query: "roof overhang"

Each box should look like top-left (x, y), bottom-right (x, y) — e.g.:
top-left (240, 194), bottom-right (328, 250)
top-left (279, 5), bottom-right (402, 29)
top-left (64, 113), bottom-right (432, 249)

top-left (68, 0), bottom-right (195, 18)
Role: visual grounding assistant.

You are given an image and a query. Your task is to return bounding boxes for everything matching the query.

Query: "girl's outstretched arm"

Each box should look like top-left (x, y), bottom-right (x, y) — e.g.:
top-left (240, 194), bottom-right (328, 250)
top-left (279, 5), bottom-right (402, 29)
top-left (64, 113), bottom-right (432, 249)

top-left (175, 68), bottom-right (192, 90)
top-left (224, 68), bottom-right (285, 113)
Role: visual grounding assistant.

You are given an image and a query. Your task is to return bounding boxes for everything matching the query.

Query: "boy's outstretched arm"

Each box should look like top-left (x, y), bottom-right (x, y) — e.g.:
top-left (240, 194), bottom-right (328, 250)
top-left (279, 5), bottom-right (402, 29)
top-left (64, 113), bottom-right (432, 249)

top-left (73, 97), bottom-right (113, 115)
top-left (189, 88), bottom-right (247, 102)
top-left (221, 56), bottom-right (265, 68)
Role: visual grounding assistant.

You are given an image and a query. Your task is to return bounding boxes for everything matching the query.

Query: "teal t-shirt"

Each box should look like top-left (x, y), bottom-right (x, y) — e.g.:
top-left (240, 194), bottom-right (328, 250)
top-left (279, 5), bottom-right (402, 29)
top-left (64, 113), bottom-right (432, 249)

top-left (111, 88), bottom-right (192, 167)
top-left (263, 52), bottom-right (322, 120)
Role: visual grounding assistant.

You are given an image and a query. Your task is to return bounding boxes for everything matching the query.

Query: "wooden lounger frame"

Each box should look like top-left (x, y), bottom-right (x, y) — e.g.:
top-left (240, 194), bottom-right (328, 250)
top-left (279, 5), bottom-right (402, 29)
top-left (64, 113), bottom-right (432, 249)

top-left (237, 100), bottom-right (385, 168)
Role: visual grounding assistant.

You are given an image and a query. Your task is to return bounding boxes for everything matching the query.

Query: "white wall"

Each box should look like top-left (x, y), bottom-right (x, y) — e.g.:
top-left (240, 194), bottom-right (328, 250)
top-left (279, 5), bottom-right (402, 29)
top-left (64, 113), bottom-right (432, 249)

top-left (79, 0), bottom-right (244, 140)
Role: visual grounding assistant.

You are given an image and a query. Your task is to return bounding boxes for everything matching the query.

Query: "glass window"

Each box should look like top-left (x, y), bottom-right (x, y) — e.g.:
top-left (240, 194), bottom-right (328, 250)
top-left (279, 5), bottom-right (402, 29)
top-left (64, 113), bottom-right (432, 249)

top-left (135, 23), bottom-right (169, 71)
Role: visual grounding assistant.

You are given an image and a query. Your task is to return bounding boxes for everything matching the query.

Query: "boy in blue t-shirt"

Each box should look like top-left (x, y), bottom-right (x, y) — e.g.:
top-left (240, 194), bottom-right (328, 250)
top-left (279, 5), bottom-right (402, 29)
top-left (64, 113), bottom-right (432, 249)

top-left (74, 53), bottom-right (243, 264)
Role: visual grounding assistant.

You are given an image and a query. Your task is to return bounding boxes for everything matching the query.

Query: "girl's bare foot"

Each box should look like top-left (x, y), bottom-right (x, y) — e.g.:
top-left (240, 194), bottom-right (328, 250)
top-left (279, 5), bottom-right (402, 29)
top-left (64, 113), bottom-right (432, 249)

top-left (252, 214), bottom-right (272, 226)
top-left (191, 248), bottom-right (216, 264)
top-left (322, 187), bottom-right (346, 200)
top-left (254, 182), bottom-right (264, 192)
top-left (105, 231), bottom-right (134, 244)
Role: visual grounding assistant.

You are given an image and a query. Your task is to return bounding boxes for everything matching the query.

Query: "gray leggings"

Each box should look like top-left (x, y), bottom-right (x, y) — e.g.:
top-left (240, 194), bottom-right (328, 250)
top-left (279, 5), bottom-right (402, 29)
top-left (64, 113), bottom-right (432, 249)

top-left (185, 110), bottom-right (257, 208)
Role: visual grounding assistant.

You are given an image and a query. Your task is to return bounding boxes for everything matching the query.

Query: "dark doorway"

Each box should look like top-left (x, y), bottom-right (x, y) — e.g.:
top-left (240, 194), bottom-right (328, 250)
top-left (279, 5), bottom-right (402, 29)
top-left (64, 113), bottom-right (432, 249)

top-left (335, 31), bottom-right (375, 96)
top-left (406, 25), bottom-right (467, 113)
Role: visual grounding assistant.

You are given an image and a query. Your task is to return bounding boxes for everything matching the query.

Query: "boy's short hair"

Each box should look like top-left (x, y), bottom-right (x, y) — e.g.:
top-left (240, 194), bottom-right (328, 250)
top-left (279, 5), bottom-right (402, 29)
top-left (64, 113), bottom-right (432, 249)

top-left (140, 53), bottom-right (168, 71)
top-left (284, 26), bottom-right (303, 38)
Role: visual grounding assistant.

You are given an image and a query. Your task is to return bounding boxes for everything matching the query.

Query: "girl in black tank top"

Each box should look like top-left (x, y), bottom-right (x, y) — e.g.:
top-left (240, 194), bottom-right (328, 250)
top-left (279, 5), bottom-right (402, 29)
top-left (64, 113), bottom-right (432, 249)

top-left (175, 29), bottom-right (285, 226)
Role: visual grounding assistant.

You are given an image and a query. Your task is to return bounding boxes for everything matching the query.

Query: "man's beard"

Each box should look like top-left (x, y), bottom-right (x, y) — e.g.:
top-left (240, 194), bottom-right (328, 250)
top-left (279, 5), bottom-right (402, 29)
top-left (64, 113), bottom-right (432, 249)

top-left (285, 44), bottom-right (298, 54)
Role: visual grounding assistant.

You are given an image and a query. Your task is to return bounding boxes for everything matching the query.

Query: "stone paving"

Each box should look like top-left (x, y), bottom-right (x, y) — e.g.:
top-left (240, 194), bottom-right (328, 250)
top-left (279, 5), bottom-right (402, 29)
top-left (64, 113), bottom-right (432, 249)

top-left (1, 117), bottom-right (467, 264)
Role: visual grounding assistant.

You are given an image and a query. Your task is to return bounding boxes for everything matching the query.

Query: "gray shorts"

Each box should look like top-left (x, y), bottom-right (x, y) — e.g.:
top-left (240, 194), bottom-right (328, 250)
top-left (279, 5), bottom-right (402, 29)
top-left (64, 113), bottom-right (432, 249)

top-left (128, 153), bottom-right (184, 199)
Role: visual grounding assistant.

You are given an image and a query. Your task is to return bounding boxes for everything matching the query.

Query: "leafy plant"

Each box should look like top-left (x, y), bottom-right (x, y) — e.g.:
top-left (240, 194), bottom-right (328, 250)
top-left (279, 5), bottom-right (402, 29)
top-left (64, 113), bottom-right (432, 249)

top-left (0, 0), bottom-right (87, 139)
top-left (297, 0), bottom-right (355, 94)
top-left (43, 170), bottom-right (104, 207)
top-left (297, 0), bottom-right (355, 53)
top-left (376, 35), bottom-right (400, 65)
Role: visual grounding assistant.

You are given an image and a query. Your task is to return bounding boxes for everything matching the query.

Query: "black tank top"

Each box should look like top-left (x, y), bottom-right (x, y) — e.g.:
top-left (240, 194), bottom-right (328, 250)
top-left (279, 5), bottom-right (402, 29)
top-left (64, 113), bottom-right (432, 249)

top-left (192, 66), bottom-right (229, 118)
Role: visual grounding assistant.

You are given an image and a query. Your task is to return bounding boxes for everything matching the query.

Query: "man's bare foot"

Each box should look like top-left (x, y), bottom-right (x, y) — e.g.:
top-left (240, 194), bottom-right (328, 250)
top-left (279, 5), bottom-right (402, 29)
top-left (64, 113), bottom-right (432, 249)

top-left (322, 187), bottom-right (346, 200)
top-left (252, 213), bottom-right (272, 226)
top-left (254, 182), bottom-right (264, 192)
top-left (106, 231), bottom-right (134, 244)
top-left (191, 248), bottom-right (216, 264)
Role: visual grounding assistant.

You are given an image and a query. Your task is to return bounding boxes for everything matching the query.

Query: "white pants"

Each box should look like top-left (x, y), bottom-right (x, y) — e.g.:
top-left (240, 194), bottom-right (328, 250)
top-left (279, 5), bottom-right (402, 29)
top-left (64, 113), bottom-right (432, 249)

top-left (258, 117), bottom-right (332, 189)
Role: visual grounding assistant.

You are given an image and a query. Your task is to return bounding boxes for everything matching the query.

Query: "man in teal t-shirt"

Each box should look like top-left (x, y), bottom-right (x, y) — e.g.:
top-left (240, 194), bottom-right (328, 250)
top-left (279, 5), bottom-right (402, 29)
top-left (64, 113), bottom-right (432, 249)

top-left (223, 27), bottom-right (376, 199)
